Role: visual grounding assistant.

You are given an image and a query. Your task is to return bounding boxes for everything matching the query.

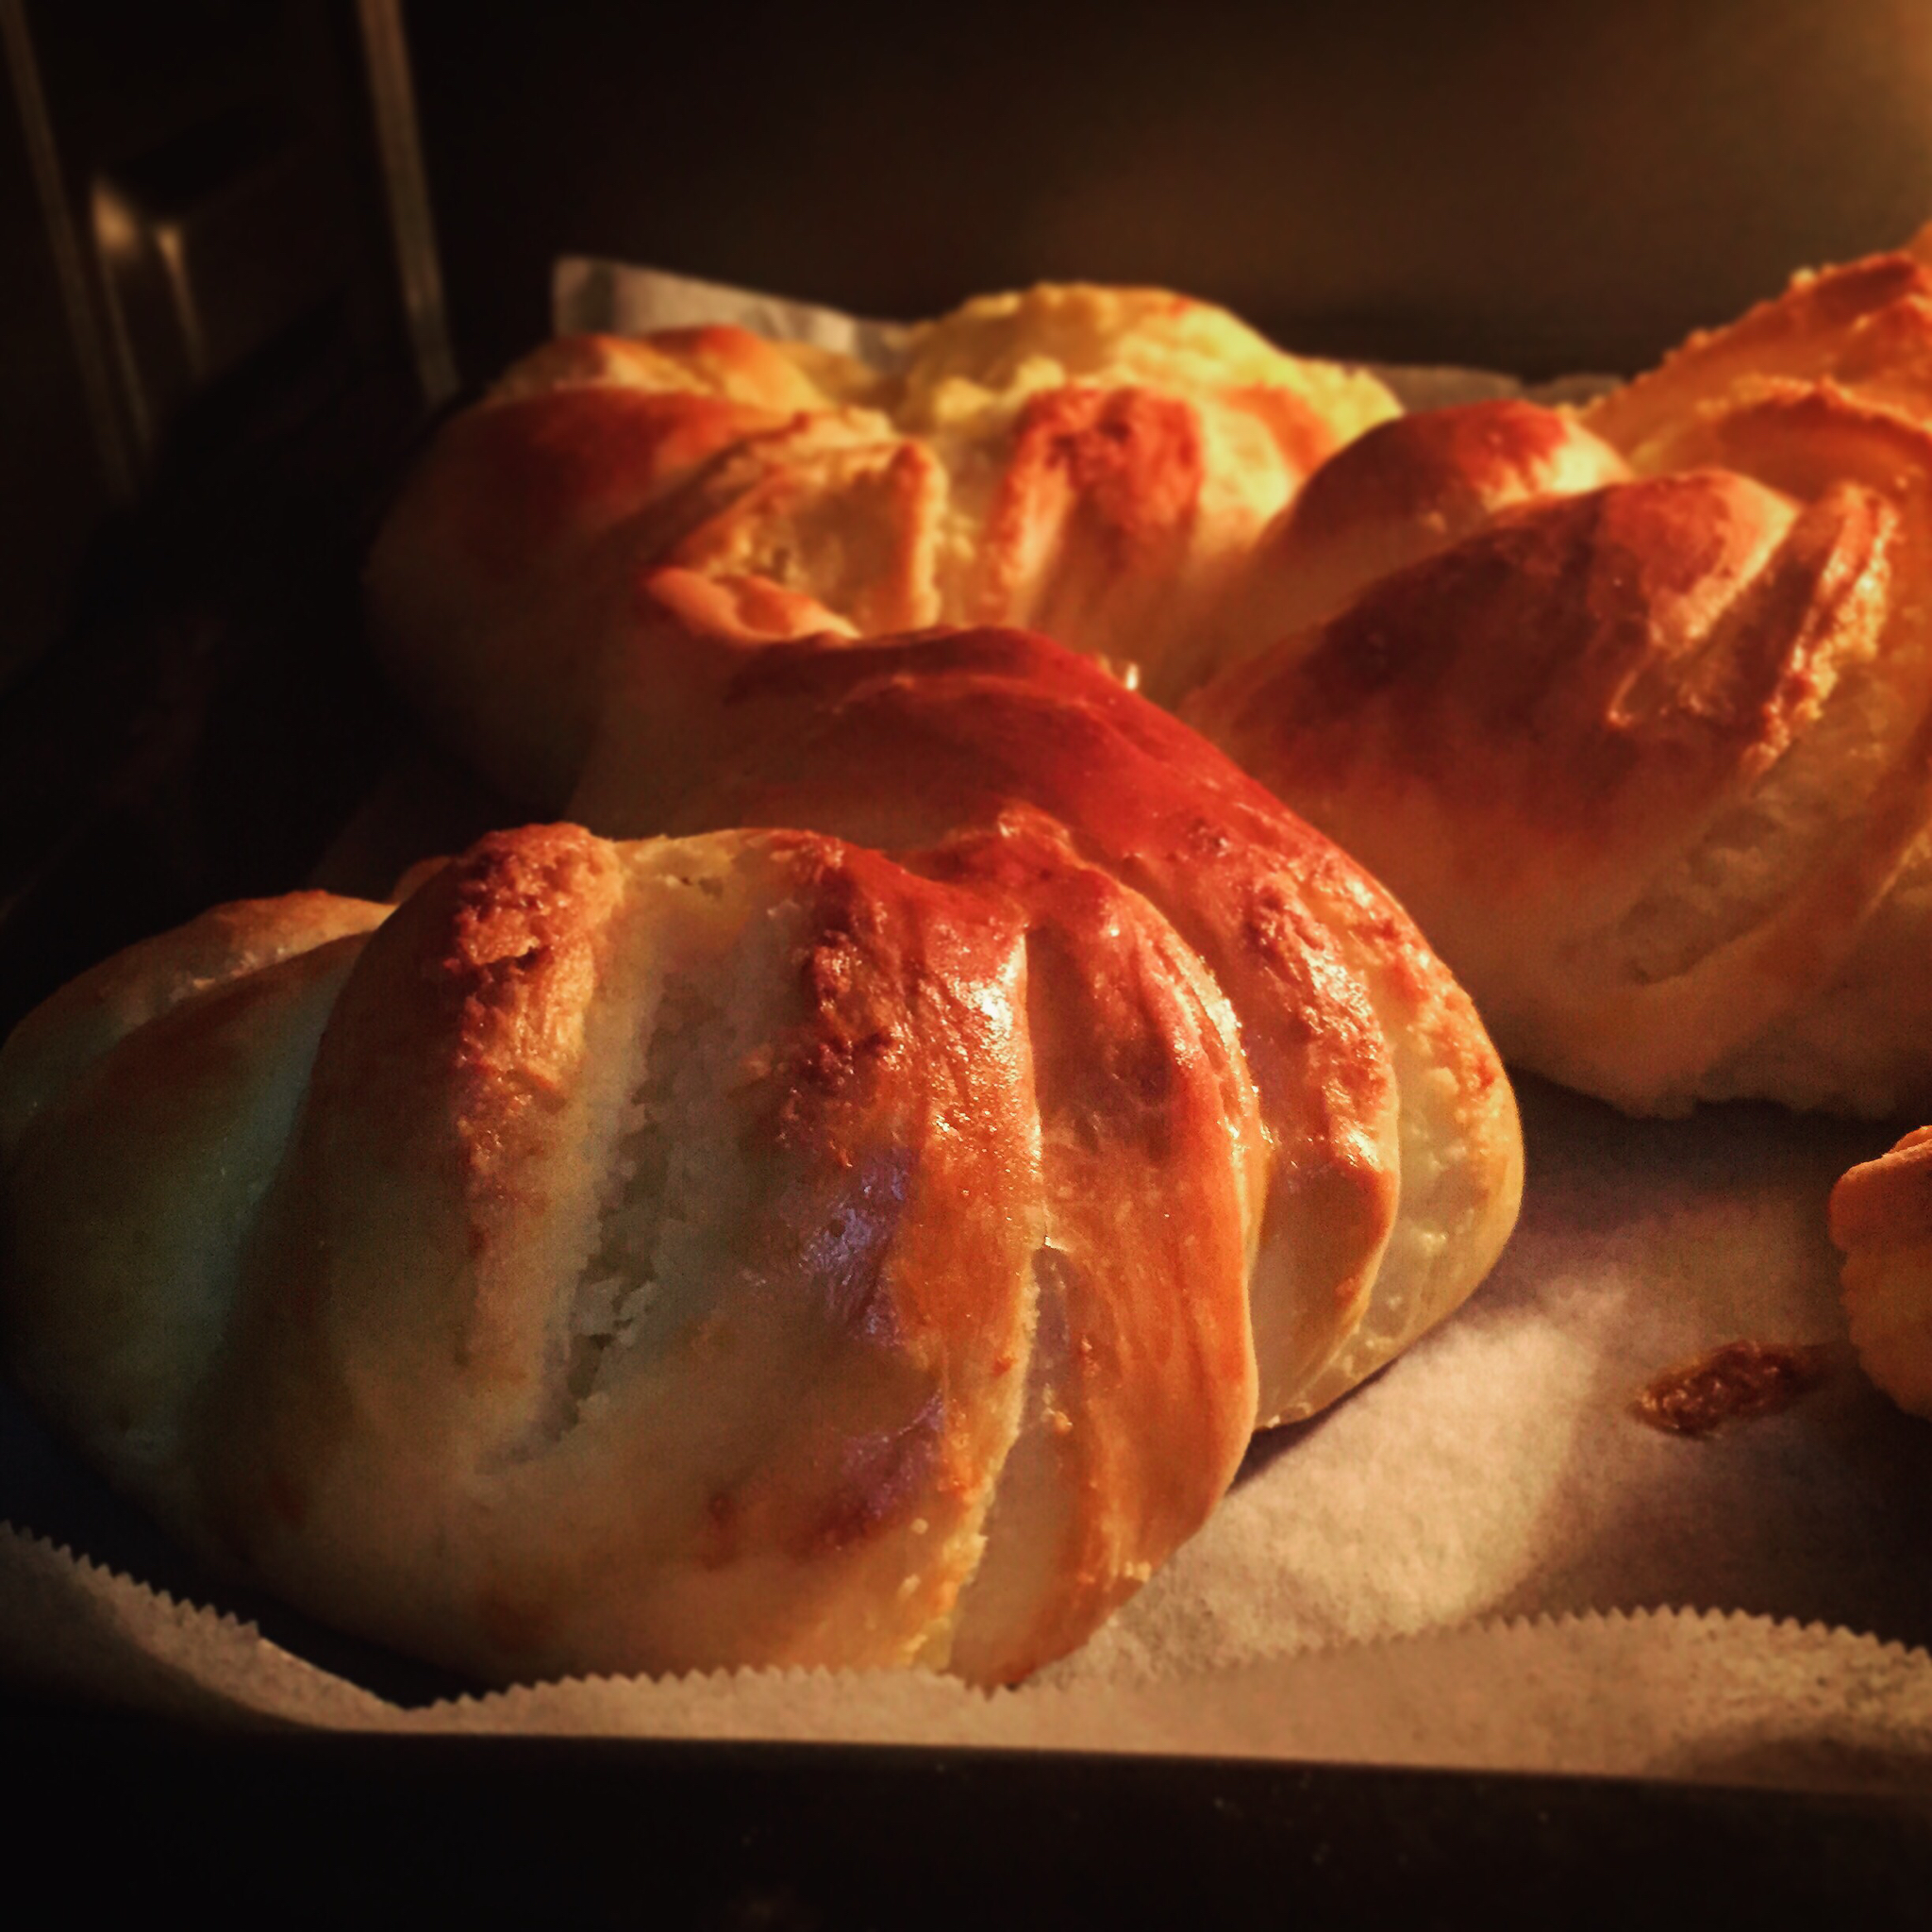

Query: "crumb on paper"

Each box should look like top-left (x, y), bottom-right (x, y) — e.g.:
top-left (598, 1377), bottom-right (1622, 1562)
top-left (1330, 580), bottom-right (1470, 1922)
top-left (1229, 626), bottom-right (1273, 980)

top-left (1632, 1341), bottom-right (1832, 1440)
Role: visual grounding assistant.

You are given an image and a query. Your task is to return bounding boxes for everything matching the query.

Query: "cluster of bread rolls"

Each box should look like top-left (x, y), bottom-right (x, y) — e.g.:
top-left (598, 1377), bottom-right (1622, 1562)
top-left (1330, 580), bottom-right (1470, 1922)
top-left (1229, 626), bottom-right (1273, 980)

top-left (13, 236), bottom-right (1932, 1694)
top-left (369, 258), bottom-right (1932, 1124)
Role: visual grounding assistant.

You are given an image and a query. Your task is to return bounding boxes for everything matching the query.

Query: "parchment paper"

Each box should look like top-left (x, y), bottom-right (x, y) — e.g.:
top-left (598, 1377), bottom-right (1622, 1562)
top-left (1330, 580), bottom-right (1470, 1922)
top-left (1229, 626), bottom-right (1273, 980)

top-left (2, 259), bottom-right (1925, 1793)
top-left (5, 1524), bottom-right (1928, 1798)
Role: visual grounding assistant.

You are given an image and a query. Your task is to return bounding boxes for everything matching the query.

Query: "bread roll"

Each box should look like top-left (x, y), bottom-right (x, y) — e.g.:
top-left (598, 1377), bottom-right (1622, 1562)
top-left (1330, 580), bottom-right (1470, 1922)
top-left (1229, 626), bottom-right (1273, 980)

top-left (1184, 233), bottom-right (1932, 1118)
top-left (368, 284), bottom-right (1399, 803)
top-left (1, 631), bottom-right (1522, 1687)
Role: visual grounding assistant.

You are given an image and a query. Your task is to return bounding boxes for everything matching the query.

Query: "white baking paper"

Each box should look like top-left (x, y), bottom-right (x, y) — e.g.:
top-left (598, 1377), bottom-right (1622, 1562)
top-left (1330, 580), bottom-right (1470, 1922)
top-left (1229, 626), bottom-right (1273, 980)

top-left (555, 257), bottom-right (913, 371)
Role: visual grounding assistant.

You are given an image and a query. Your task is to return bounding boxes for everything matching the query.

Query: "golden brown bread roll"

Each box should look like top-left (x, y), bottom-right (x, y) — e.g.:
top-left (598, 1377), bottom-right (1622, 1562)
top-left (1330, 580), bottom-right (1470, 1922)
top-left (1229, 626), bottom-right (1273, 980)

top-left (367, 283), bottom-right (1399, 801)
top-left (1182, 235), bottom-right (1932, 1119)
top-left (1830, 1128), bottom-right (1932, 1418)
top-left (1, 630), bottom-right (1522, 1687)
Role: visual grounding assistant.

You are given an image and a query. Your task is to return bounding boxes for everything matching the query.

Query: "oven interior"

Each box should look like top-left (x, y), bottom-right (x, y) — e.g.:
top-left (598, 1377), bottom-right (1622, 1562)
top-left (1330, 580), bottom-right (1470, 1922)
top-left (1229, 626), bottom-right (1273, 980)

top-left (5, 0), bottom-right (1931, 1913)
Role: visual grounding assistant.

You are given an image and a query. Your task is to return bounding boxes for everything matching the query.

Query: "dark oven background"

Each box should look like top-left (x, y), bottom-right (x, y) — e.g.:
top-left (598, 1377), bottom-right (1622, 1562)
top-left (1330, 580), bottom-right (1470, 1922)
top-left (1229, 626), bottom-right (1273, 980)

top-left (410, 0), bottom-right (1932, 379)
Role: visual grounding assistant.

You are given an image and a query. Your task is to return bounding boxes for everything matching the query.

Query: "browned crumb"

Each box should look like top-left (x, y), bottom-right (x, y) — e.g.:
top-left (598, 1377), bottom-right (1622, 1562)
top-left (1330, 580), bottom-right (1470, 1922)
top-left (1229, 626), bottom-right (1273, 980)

top-left (1632, 1340), bottom-right (1832, 1439)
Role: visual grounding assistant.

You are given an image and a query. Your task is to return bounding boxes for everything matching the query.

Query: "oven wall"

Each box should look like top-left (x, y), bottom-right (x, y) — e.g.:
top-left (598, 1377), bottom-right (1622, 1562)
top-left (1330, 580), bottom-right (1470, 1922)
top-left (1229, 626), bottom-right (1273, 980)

top-left (407, 0), bottom-right (1932, 383)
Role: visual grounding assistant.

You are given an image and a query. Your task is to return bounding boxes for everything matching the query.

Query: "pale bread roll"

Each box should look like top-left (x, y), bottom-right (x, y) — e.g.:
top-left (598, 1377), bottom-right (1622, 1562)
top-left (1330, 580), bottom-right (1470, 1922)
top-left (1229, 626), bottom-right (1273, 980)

top-left (367, 283), bottom-right (1399, 804)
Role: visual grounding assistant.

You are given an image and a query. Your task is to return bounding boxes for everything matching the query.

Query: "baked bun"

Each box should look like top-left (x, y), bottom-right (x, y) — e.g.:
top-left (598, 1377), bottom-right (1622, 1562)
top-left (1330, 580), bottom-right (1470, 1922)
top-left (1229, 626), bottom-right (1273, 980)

top-left (1183, 233), bottom-right (1932, 1120)
top-left (368, 284), bottom-right (1398, 801)
top-left (1831, 1128), bottom-right (1932, 1417)
top-left (1, 631), bottom-right (1521, 1687)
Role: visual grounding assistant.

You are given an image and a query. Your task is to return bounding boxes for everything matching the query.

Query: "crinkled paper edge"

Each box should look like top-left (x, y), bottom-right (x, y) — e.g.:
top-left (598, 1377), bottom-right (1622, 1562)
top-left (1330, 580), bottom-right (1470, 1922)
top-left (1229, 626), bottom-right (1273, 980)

top-left (8, 1523), bottom-right (1928, 1798)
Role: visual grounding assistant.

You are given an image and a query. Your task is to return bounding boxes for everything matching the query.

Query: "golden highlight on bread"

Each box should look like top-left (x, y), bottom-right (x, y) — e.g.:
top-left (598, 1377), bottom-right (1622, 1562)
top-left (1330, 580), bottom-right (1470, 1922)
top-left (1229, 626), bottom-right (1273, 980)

top-left (0, 629), bottom-right (1521, 1688)
top-left (1185, 242), bottom-right (1932, 1119)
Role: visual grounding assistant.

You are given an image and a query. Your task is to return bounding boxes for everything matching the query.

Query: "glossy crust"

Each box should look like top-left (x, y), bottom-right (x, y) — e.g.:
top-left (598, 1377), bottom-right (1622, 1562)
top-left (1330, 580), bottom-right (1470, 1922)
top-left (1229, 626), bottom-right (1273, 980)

top-left (1186, 238), bottom-right (1932, 1118)
top-left (574, 622), bottom-right (1522, 1425)
top-left (1209, 400), bottom-right (1632, 674)
top-left (2, 628), bottom-right (1521, 1688)
top-left (367, 284), bottom-right (1399, 800)
top-left (1830, 1128), bottom-right (1932, 1418)
top-left (8, 288), bottom-right (1511, 1688)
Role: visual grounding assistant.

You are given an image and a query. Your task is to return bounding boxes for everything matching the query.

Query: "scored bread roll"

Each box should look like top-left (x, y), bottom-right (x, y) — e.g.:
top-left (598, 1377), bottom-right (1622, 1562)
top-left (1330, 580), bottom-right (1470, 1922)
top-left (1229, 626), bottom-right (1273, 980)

top-left (1182, 230), bottom-right (1932, 1120)
top-left (1, 631), bottom-right (1522, 1688)
top-left (368, 281), bottom-right (1399, 803)
top-left (4, 824), bottom-right (1251, 1686)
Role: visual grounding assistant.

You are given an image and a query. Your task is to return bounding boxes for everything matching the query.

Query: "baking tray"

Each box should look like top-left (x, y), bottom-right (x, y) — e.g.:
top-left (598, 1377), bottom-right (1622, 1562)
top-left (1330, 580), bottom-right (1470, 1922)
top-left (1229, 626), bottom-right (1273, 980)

top-left (7, 1692), bottom-right (1929, 1927)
